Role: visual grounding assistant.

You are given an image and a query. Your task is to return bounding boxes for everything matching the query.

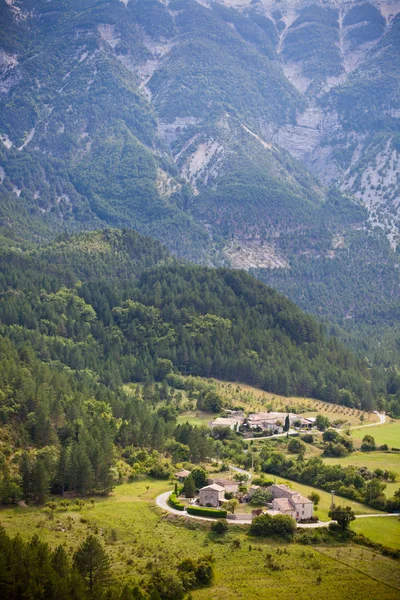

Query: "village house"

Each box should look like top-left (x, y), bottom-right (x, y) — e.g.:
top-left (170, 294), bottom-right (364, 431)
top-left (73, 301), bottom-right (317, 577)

top-left (267, 484), bottom-right (314, 520)
top-left (198, 484), bottom-right (225, 508)
top-left (246, 412), bottom-right (298, 433)
top-left (210, 416), bottom-right (244, 430)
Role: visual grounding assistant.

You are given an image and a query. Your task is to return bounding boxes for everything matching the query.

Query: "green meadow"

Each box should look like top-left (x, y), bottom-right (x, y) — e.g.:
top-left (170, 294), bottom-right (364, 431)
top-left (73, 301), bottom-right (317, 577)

top-left (350, 421), bottom-right (400, 447)
top-left (351, 517), bottom-right (400, 550)
top-left (1, 479), bottom-right (399, 599)
top-left (322, 452), bottom-right (400, 484)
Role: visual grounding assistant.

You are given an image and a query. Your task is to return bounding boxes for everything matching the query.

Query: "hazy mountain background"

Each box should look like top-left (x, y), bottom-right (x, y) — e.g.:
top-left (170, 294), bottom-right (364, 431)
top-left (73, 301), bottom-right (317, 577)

top-left (0, 0), bottom-right (400, 356)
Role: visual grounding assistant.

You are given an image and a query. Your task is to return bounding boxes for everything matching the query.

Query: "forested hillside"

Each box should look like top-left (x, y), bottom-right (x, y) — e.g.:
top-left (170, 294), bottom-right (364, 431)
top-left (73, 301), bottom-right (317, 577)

top-left (1, 228), bottom-right (399, 507)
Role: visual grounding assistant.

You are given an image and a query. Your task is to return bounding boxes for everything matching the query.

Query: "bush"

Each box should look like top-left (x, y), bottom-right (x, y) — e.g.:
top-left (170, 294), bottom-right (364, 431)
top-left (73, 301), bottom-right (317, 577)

top-left (288, 438), bottom-right (306, 454)
top-left (301, 434), bottom-right (314, 444)
top-left (169, 493), bottom-right (185, 511)
top-left (177, 555), bottom-right (214, 589)
top-left (187, 506), bottom-right (227, 518)
top-left (361, 434), bottom-right (376, 452)
top-left (249, 513), bottom-right (297, 540)
top-left (211, 519), bottom-right (228, 534)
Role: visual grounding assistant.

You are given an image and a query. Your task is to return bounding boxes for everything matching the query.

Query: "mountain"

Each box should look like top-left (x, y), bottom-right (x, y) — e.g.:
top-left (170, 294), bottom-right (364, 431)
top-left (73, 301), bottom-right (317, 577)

top-left (0, 0), bottom-right (399, 338)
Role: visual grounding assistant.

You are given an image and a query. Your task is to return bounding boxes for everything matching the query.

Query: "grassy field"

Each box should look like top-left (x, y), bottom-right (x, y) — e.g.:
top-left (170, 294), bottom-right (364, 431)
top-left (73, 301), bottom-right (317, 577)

top-left (323, 450), bottom-right (400, 500)
top-left (262, 473), bottom-right (383, 521)
top-left (351, 517), bottom-right (400, 550)
top-left (316, 545), bottom-right (400, 588)
top-left (176, 410), bottom-right (215, 426)
top-left (1, 478), bottom-right (399, 599)
top-left (323, 451), bottom-right (400, 480)
top-left (350, 421), bottom-right (400, 447)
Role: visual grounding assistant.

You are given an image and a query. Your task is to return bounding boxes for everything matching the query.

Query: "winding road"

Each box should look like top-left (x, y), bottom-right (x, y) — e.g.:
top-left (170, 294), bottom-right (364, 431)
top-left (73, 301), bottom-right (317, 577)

top-left (155, 490), bottom-right (399, 527)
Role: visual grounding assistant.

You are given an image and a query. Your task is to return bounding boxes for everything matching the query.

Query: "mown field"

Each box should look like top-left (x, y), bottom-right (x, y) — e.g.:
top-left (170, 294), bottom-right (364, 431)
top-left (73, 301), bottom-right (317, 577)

top-left (1, 478), bottom-right (399, 599)
top-left (351, 517), bottom-right (400, 550)
top-left (350, 421), bottom-right (400, 447)
top-left (322, 451), bottom-right (400, 480)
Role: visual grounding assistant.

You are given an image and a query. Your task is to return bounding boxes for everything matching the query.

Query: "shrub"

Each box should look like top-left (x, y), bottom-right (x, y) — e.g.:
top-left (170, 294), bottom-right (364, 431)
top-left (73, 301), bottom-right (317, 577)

top-left (169, 493), bottom-right (185, 511)
top-left (301, 434), bottom-right (314, 444)
top-left (211, 519), bottom-right (228, 534)
top-left (187, 506), bottom-right (227, 518)
top-left (250, 489), bottom-right (272, 505)
top-left (288, 438), bottom-right (306, 454)
top-left (361, 434), bottom-right (376, 452)
top-left (177, 555), bottom-right (214, 589)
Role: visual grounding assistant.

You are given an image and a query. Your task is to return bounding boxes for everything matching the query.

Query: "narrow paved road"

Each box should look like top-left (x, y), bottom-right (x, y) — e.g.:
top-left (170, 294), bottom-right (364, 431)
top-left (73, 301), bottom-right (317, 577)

top-left (155, 491), bottom-right (399, 527)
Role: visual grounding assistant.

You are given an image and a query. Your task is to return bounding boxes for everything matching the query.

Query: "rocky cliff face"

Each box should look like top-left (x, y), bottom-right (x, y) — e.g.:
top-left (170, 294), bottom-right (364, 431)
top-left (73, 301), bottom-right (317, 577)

top-left (0, 0), bottom-right (398, 266)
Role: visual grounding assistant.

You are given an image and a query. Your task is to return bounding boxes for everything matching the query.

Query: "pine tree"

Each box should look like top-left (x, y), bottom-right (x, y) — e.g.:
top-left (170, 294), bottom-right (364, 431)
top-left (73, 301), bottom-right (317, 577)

top-left (32, 459), bottom-right (50, 505)
top-left (73, 535), bottom-right (111, 592)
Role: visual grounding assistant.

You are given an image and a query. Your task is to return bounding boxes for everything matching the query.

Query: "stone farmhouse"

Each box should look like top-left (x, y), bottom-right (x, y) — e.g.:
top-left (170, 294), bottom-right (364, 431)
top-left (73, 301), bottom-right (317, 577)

top-left (267, 484), bottom-right (314, 520)
top-left (246, 412), bottom-right (297, 432)
top-left (210, 416), bottom-right (244, 430)
top-left (174, 469), bottom-right (191, 482)
top-left (198, 483), bottom-right (225, 508)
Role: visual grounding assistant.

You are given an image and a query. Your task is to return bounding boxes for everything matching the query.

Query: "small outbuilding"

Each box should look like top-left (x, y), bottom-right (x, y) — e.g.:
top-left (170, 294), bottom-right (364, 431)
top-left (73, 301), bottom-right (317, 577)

top-left (174, 469), bottom-right (191, 482)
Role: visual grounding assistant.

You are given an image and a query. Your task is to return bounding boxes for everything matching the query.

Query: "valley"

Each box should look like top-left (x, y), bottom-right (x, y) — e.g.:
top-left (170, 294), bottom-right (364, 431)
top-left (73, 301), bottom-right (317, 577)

top-left (0, 1), bottom-right (400, 598)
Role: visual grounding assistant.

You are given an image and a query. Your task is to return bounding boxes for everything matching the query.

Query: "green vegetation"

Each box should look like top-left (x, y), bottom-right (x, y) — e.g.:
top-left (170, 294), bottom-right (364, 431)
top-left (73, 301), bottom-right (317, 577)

top-left (249, 513), bottom-right (297, 540)
top-left (186, 506), bottom-right (227, 519)
top-left (1, 479), bottom-right (399, 599)
top-left (351, 517), bottom-right (400, 550)
top-left (283, 5), bottom-right (342, 90)
top-left (351, 422), bottom-right (400, 447)
top-left (322, 451), bottom-right (400, 482)
top-left (168, 494), bottom-right (184, 511)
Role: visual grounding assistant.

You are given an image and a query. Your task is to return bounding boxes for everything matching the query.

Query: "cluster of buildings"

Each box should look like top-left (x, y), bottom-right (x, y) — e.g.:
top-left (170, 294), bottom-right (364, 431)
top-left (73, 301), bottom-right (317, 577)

top-left (210, 410), bottom-right (315, 434)
top-left (175, 471), bottom-right (314, 521)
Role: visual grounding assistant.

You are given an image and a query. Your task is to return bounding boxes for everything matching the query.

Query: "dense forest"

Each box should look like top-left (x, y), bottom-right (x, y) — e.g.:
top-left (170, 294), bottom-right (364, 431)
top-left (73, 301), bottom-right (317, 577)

top-left (0, 228), bottom-right (399, 509)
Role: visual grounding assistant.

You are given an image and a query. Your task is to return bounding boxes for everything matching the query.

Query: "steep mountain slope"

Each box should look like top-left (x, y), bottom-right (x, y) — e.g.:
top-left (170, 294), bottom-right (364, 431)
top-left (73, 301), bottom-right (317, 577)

top-left (0, 0), bottom-right (364, 261)
top-left (0, 0), bottom-right (399, 336)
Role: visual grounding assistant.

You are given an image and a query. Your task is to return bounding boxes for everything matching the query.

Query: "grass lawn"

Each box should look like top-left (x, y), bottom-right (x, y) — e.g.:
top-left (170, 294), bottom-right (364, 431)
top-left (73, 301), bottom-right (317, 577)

top-left (350, 421), bottom-right (400, 447)
top-left (1, 478), bottom-right (399, 599)
top-left (351, 517), bottom-right (400, 550)
top-left (262, 473), bottom-right (382, 521)
top-left (322, 451), bottom-right (400, 481)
